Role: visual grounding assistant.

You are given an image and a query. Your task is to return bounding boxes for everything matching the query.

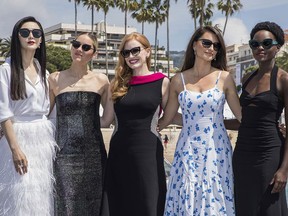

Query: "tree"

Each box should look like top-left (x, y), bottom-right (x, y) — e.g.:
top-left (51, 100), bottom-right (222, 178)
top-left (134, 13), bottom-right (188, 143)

top-left (82, 0), bottom-right (102, 33)
top-left (0, 37), bottom-right (11, 57)
top-left (97, 0), bottom-right (115, 75)
top-left (188, 0), bottom-right (214, 29)
top-left (68, 0), bottom-right (82, 37)
top-left (147, 0), bottom-right (167, 72)
top-left (115, 0), bottom-right (138, 35)
top-left (131, 0), bottom-right (151, 34)
top-left (165, 0), bottom-right (178, 78)
top-left (46, 45), bottom-right (72, 73)
top-left (217, 0), bottom-right (243, 35)
top-left (276, 50), bottom-right (288, 72)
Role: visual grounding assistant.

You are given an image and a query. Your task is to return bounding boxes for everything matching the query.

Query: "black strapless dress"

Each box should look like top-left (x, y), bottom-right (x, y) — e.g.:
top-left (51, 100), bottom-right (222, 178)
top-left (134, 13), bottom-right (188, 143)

top-left (54, 91), bottom-right (107, 216)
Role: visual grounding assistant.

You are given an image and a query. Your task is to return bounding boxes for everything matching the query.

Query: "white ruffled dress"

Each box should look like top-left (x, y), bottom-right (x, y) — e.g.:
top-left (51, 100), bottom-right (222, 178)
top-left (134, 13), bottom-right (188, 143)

top-left (0, 60), bottom-right (57, 216)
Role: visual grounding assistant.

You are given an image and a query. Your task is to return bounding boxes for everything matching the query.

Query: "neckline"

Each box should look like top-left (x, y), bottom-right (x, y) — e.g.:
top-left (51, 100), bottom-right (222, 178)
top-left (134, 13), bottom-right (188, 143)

top-left (129, 72), bottom-right (166, 85)
top-left (56, 91), bottom-right (101, 98)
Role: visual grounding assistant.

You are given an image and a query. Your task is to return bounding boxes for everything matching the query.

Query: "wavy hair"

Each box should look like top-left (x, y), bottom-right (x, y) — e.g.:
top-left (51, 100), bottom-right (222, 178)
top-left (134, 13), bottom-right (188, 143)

top-left (10, 16), bottom-right (47, 100)
top-left (181, 25), bottom-right (227, 72)
top-left (111, 32), bottom-right (151, 101)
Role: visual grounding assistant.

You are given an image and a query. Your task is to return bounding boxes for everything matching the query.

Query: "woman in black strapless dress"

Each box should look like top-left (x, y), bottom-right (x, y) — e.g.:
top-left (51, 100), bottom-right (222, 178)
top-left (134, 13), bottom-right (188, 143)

top-left (233, 21), bottom-right (288, 216)
top-left (49, 33), bottom-right (110, 216)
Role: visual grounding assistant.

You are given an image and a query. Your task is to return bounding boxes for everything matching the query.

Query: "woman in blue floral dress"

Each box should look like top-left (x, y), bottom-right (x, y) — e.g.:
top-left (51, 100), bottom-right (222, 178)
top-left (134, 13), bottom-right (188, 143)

top-left (159, 26), bottom-right (242, 215)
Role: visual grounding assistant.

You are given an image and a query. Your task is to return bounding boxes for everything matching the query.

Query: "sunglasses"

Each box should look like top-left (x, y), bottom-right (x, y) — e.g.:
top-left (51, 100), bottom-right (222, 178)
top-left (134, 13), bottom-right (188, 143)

top-left (120, 47), bottom-right (143, 58)
top-left (249, 39), bottom-right (278, 50)
top-left (198, 39), bottom-right (221, 51)
top-left (71, 40), bottom-right (94, 52)
top-left (19, 28), bottom-right (42, 38)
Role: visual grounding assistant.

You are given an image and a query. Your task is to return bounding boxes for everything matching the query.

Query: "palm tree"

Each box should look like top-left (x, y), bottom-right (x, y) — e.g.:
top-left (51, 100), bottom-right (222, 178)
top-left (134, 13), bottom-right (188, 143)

top-left (188, 0), bottom-right (214, 29)
top-left (131, 0), bottom-right (151, 34)
top-left (97, 0), bottom-right (115, 75)
top-left (165, 0), bottom-right (178, 77)
top-left (115, 0), bottom-right (138, 35)
top-left (68, 0), bottom-right (82, 37)
top-left (147, 0), bottom-right (167, 72)
top-left (0, 37), bottom-right (11, 57)
top-left (217, 0), bottom-right (243, 35)
top-left (82, 0), bottom-right (101, 33)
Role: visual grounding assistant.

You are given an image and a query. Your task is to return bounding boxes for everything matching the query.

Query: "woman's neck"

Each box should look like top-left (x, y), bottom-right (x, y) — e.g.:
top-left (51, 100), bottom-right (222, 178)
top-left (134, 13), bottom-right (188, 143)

top-left (193, 61), bottom-right (212, 78)
top-left (132, 65), bottom-right (151, 76)
top-left (69, 62), bottom-right (89, 78)
top-left (258, 60), bottom-right (276, 74)
top-left (21, 50), bottom-right (35, 69)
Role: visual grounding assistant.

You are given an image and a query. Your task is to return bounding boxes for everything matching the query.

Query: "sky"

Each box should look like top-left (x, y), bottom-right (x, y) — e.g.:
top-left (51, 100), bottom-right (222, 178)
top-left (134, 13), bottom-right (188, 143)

top-left (0, 0), bottom-right (287, 51)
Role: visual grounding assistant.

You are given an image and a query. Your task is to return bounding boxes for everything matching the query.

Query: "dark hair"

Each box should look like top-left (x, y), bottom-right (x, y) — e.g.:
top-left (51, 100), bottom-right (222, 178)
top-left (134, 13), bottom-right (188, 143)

top-left (10, 16), bottom-right (47, 100)
top-left (250, 21), bottom-right (285, 47)
top-left (181, 26), bottom-right (227, 72)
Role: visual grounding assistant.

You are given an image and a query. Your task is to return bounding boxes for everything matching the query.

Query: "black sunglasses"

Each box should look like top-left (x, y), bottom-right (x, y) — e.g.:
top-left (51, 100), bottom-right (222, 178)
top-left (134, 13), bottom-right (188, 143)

top-left (120, 47), bottom-right (143, 58)
top-left (19, 28), bottom-right (42, 38)
top-left (249, 39), bottom-right (278, 50)
top-left (71, 40), bottom-right (94, 52)
top-left (198, 39), bottom-right (221, 51)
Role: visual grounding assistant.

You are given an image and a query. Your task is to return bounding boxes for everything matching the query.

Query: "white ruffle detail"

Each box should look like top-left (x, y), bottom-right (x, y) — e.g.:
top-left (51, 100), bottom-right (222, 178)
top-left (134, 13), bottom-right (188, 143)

top-left (0, 119), bottom-right (57, 216)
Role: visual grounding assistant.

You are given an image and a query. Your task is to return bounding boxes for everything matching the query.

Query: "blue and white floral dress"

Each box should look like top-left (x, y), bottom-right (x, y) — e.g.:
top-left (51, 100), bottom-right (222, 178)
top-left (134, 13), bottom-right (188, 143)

top-left (164, 72), bottom-right (235, 216)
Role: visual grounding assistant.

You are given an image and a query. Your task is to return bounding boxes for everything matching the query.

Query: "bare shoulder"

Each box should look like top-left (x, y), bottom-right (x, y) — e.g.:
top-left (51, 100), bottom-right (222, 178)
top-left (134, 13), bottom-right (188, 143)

top-left (170, 72), bottom-right (182, 86)
top-left (90, 72), bottom-right (109, 84)
top-left (48, 71), bottom-right (62, 83)
top-left (279, 68), bottom-right (288, 79)
top-left (242, 71), bottom-right (254, 84)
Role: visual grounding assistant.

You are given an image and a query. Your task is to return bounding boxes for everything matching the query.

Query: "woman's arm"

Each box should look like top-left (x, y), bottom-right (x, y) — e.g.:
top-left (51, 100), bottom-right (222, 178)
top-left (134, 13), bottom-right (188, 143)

top-left (159, 75), bottom-right (181, 131)
top-left (100, 82), bottom-right (115, 128)
top-left (224, 72), bottom-right (242, 123)
top-left (271, 70), bottom-right (288, 193)
top-left (1, 120), bottom-right (28, 175)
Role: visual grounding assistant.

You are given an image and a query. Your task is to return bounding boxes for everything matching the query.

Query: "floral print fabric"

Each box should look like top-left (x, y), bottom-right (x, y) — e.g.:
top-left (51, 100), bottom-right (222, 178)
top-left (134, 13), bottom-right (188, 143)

top-left (164, 72), bottom-right (235, 216)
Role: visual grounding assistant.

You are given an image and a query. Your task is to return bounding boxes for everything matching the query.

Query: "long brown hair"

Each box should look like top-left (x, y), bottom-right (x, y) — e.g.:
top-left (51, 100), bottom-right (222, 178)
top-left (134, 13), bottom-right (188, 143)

top-left (111, 32), bottom-right (151, 101)
top-left (181, 26), bottom-right (227, 72)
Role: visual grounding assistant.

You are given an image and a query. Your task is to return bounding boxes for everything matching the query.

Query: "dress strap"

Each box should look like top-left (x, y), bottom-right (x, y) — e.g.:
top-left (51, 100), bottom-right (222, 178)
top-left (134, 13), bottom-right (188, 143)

top-left (270, 64), bottom-right (278, 95)
top-left (180, 73), bottom-right (186, 90)
top-left (215, 71), bottom-right (222, 86)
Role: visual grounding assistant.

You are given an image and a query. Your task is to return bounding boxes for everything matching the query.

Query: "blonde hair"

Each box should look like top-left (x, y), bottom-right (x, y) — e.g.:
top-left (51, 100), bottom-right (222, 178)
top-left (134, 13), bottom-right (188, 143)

top-left (111, 32), bottom-right (151, 101)
top-left (75, 32), bottom-right (98, 53)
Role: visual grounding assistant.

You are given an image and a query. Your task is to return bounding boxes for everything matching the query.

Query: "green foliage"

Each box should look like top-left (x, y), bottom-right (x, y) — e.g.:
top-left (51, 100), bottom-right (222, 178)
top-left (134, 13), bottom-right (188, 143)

top-left (46, 45), bottom-right (71, 73)
top-left (0, 37), bottom-right (11, 57)
top-left (276, 50), bottom-right (288, 72)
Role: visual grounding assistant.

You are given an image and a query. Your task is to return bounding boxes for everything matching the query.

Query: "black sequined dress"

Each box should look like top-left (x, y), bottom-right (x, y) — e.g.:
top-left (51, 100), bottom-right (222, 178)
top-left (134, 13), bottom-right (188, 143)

top-left (54, 91), bottom-right (107, 216)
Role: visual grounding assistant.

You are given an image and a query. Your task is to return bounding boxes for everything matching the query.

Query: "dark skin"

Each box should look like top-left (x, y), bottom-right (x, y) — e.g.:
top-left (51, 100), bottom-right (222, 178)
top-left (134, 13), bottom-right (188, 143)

top-left (246, 30), bottom-right (288, 194)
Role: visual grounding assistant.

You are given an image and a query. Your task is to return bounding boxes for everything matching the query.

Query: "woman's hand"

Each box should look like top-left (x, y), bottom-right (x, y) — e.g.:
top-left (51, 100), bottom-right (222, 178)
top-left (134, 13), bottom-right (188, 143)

top-left (11, 148), bottom-right (28, 175)
top-left (270, 168), bottom-right (287, 193)
top-left (279, 123), bottom-right (286, 138)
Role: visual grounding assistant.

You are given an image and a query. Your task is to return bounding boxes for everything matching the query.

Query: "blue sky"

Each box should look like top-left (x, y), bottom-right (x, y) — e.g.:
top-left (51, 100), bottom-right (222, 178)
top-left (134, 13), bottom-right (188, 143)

top-left (0, 0), bottom-right (287, 51)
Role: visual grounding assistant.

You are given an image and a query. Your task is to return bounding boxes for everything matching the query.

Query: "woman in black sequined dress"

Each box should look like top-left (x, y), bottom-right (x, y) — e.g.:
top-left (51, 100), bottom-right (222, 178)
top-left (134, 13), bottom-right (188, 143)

top-left (49, 33), bottom-right (109, 215)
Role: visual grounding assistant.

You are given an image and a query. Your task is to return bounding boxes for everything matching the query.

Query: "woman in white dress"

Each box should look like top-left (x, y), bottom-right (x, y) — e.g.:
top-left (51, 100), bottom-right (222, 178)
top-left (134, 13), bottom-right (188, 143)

top-left (0, 16), bottom-right (57, 215)
top-left (159, 26), bottom-right (242, 215)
